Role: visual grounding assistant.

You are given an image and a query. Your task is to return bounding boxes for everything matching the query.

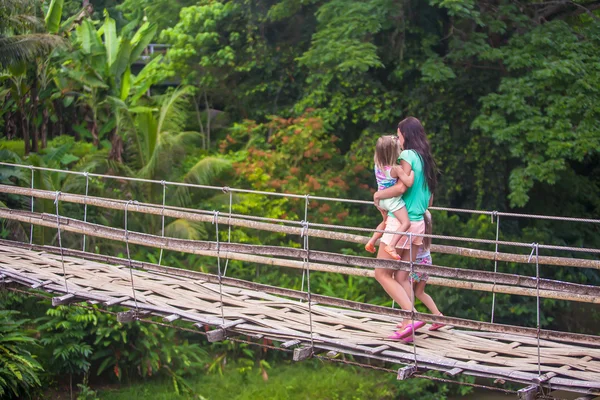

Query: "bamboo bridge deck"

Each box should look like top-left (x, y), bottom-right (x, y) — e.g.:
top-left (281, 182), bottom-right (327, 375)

top-left (1, 243), bottom-right (599, 398)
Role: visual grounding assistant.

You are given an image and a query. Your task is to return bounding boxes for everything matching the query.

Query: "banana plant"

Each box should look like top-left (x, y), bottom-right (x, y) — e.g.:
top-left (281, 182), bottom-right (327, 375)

top-left (57, 13), bottom-right (159, 149)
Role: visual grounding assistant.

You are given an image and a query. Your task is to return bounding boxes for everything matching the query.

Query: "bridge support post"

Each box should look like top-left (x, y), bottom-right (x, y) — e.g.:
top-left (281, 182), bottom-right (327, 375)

top-left (517, 385), bottom-right (538, 400)
top-left (397, 365), bottom-right (417, 380)
top-left (202, 319), bottom-right (245, 342)
top-left (117, 310), bottom-right (136, 323)
top-left (293, 346), bottom-right (313, 361)
top-left (52, 293), bottom-right (76, 306)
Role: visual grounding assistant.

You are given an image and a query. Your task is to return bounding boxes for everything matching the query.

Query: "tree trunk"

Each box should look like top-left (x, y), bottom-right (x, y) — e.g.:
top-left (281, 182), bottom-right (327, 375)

top-left (5, 111), bottom-right (16, 139)
top-left (20, 105), bottom-right (30, 155)
top-left (108, 131), bottom-right (123, 162)
top-left (90, 108), bottom-right (99, 147)
top-left (30, 73), bottom-right (39, 153)
top-left (41, 107), bottom-right (48, 149)
top-left (193, 95), bottom-right (205, 149)
top-left (204, 91), bottom-right (211, 148)
top-left (56, 100), bottom-right (63, 138)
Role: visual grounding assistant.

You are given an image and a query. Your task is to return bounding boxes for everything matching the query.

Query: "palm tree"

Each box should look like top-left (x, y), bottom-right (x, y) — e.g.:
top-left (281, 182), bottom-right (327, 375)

top-left (0, 0), bottom-right (65, 69)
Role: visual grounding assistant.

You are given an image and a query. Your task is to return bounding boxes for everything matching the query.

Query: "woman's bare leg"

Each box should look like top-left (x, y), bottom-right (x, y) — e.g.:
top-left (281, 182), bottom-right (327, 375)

top-left (374, 245), bottom-right (413, 328)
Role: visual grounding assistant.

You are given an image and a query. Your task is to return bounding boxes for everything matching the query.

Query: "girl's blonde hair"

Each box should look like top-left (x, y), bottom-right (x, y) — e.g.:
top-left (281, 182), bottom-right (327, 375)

top-left (374, 135), bottom-right (401, 171)
top-left (423, 210), bottom-right (432, 250)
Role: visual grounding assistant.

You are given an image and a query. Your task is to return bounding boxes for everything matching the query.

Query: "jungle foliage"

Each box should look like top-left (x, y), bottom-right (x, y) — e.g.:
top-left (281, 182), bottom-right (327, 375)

top-left (0, 0), bottom-right (599, 398)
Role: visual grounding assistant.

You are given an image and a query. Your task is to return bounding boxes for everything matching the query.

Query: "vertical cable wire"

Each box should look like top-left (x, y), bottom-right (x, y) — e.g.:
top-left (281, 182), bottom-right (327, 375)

top-left (124, 200), bottom-right (139, 312)
top-left (300, 195), bottom-right (309, 294)
top-left (82, 172), bottom-right (90, 252)
top-left (158, 181), bottom-right (167, 266)
top-left (408, 234), bottom-right (418, 369)
top-left (213, 211), bottom-right (225, 325)
top-left (302, 216), bottom-right (315, 351)
top-left (535, 243), bottom-right (541, 378)
top-left (29, 166), bottom-right (34, 245)
top-left (54, 191), bottom-right (68, 293)
top-left (223, 187), bottom-right (233, 276)
top-left (491, 211), bottom-right (500, 323)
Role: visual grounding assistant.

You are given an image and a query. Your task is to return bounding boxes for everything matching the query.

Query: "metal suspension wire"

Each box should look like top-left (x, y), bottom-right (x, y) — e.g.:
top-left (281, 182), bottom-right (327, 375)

top-left (2, 162), bottom-right (599, 225)
top-left (124, 200), bottom-right (139, 313)
top-left (408, 234), bottom-right (418, 370)
top-left (158, 181), bottom-right (167, 266)
top-left (82, 172), bottom-right (90, 252)
top-left (222, 187), bottom-right (233, 276)
top-left (491, 212), bottom-right (500, 323)
top-left (54, 191), bottom-right (69, 293)
top-left (301, 194), bottom-right (315, 351)
top-left (300, 195), bottom-right (309, 294)
top-left (534, 243), bottom-right (541, 378)
top-left (29, 166), bottom-right (34, 245)
top-left (213, 211), bottom-right (225, 325)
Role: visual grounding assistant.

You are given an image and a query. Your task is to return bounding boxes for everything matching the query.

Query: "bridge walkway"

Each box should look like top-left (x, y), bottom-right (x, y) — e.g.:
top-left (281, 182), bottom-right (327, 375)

top-left (1, 243), bottom-right (599, 397)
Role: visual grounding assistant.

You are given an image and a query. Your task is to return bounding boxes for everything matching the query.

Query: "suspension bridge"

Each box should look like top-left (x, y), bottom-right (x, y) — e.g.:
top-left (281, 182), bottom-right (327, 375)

top-left (0, 163), bottom-right (599, 400)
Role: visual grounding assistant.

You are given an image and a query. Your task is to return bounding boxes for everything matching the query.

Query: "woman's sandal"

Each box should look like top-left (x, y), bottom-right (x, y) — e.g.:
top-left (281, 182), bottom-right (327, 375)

top-left (387, 321), bottom-right (425, 340)
top-left (428, 313), bottom-right (446, 331)
top-left (365, 242), bottom-right (376, 253)
top-left (384, 245), bottom-right (402, 260)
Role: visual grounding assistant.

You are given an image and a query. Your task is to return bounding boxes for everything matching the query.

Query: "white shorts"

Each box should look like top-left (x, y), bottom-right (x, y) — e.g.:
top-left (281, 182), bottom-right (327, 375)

top-left (379, 196), bottom-right (405, 213)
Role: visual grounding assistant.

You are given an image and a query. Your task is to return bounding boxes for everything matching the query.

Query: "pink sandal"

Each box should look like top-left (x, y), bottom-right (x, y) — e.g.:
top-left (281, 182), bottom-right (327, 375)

top-left (387, 321), bottom-right (425, 340)
top-left (428, 314), bottom-right (446, 331)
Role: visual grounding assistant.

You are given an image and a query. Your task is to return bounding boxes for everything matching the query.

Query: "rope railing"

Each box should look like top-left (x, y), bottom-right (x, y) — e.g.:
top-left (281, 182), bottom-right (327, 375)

top-left (2, 208), bottom-right (599, 306)
top-left (1, 162), bottom-right (599, 224)
top-left (2, 185), bottom-right (600, 266)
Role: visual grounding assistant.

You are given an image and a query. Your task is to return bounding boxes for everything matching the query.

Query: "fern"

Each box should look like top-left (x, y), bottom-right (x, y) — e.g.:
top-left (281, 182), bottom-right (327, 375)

top-left (0, 311), bottom-right (42, 398)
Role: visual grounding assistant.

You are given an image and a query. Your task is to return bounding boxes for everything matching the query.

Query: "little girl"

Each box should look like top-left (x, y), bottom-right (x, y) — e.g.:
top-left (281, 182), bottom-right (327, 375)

top-left (365, 135), bottom-right (413, 260)
top-left (398, 210), bottom-right (444, 334)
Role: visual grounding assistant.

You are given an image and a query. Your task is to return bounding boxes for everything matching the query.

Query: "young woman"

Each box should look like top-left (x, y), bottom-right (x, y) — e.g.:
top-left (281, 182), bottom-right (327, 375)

top-left (372, 117), bottom-right (438, 340)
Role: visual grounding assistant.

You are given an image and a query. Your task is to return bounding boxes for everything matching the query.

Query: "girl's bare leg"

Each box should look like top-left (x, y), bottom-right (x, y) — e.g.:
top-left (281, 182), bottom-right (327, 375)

top-left (366, 211), bottom-right (387, 253)
top-left (414, 281), bottom-right (441, 315)
top-left (389, 207), bottom-right (411, 248)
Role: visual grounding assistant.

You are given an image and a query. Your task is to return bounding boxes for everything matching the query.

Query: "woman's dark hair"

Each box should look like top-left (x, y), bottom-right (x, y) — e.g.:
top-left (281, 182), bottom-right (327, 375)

top-left (397, 117), bottom-right (438, 194)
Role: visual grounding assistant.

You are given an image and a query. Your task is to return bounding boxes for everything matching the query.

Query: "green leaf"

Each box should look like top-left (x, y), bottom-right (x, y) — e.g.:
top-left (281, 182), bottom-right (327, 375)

top-left (44, 0), bottom-right (64, 34)
top-left (130, 22), bottom-right (157, 63)
top-left (110, 38), bottom-right (132, 81)
top-left (103, 14), bottom-right (118, 69)
top-left (120, 67), bottom-right (131, 101)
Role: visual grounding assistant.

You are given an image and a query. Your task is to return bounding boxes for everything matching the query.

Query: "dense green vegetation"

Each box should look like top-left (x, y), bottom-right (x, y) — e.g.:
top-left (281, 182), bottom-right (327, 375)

top-left (0, 0), bottom-right (599, 398)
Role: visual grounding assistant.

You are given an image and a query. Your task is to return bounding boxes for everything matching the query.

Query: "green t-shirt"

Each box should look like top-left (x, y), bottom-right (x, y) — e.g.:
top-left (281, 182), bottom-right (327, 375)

top-left (388, 149), bottom-right (431, 221)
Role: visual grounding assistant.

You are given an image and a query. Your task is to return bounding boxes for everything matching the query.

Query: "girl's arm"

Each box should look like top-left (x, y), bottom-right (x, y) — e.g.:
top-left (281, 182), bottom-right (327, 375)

top-left (373, 157), bottom-right (414, 202)
top-left (391, 166), bottom-right (414, 187)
